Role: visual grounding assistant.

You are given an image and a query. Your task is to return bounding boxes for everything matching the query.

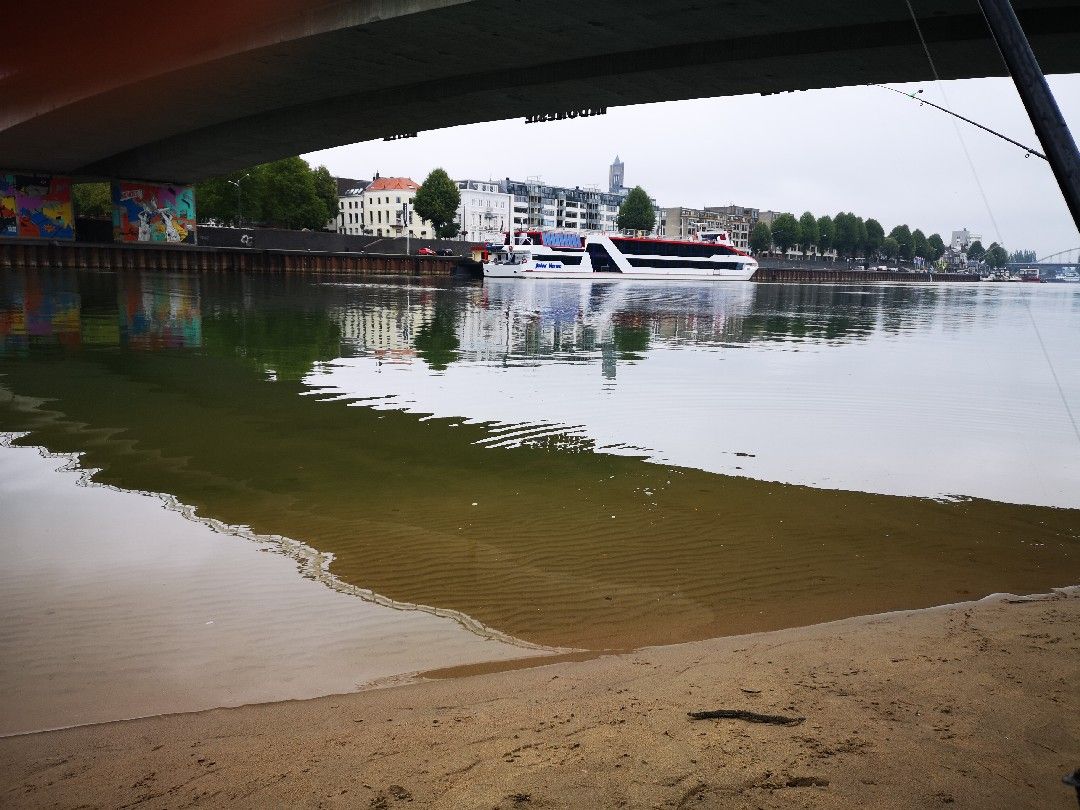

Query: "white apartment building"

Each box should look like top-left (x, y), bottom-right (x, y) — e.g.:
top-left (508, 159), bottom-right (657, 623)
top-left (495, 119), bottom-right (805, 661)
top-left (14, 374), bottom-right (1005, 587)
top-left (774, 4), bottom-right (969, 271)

top-left (455, 180), bottom-right (512, 242)
top-left (363, 176), bottom-right (431, 238)
top-left (337, 189), bottom-right (366, 234)
top-left (502, 179), bottom-right (622, 234)
top-left (334, 177), bottom-right (368, 234)
top-left (951, 228), bottom-right (982, 251)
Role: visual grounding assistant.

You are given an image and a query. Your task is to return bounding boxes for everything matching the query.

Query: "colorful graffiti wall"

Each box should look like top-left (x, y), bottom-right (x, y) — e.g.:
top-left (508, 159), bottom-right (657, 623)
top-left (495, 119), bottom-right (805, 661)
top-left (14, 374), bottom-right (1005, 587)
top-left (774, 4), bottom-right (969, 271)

top-left (0, 175), bottom-right (75, 240)
top-left (112, 182), bottom-right (197, 244)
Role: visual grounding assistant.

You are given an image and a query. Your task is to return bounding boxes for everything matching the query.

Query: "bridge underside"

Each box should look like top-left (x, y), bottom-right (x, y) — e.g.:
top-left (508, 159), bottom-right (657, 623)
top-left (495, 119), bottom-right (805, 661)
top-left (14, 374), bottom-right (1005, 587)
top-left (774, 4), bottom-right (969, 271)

top-left (3, 0), bottom-right (1079, 183)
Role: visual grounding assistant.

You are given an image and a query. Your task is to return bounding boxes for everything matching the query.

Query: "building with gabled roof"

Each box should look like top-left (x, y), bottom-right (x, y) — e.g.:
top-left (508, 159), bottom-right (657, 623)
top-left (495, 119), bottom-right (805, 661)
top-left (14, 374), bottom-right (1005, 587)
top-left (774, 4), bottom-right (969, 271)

top-left (363, 175), bottom-right (429, 238)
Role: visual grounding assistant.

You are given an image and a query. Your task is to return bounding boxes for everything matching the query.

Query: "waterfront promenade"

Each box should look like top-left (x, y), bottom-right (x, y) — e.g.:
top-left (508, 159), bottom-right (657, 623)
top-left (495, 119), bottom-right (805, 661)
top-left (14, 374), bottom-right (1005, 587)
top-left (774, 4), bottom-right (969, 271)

top-left (0, 239), bottom-right (979, 283)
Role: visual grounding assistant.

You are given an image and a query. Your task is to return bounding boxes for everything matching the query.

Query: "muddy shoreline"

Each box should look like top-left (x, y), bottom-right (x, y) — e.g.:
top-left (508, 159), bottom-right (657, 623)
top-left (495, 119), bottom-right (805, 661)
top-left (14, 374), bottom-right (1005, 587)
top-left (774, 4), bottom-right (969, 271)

top-left (2, 588), bottom-right (1077, 809)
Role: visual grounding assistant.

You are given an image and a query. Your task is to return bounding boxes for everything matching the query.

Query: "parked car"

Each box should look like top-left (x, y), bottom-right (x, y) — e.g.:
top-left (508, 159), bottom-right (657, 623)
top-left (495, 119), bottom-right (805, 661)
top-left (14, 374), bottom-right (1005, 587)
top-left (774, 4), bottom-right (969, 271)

top-left (436, 248), bottom-right (454, 256)
top-left (416, 247), bottom-right (435, 255)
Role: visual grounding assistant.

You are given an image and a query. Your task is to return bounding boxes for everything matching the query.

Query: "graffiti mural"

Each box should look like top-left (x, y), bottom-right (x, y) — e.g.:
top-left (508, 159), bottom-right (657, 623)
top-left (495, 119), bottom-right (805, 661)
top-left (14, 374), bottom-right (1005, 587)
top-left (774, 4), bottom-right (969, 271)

top-left (112, 182), bottom-right (197, 244)
top-left (0, 179), bottom-right (12, 238)
top-left (0, 174), bottom-right (75, 240)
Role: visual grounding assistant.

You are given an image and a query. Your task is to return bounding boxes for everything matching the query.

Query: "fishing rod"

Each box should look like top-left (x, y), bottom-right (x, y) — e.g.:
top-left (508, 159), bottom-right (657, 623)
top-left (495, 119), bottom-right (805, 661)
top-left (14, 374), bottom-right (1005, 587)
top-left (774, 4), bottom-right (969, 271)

top-left (876, 84), bottom-right (1047, 161)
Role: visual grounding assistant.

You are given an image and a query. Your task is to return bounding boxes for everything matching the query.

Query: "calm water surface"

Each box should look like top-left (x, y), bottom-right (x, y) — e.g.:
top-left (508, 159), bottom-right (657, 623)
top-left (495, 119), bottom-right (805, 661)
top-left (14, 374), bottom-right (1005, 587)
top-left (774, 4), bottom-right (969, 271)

top-left (1, 269), bottom-right (1078, 729)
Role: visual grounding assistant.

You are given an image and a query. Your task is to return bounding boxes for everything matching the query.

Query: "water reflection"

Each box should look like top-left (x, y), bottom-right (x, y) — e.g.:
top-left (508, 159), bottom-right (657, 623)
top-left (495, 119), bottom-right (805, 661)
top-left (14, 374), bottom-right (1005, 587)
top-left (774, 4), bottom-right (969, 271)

top-left (121, 273), bottom-right (201, 350)
top-left (1, 270), bottom-right (1078, 651)
top-left (0, 270), bottom-right (200, 355)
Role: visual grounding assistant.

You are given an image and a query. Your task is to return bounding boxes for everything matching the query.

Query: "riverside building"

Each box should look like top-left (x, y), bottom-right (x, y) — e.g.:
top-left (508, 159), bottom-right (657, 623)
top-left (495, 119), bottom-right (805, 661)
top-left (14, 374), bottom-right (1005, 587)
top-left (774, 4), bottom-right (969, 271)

top-left (455, 180), bottom-right (512, 243)
top-left (497, 156), bottom-right (645, 235)
top-left (363, 176), bottom-right (431, 239)
top-left (655, 205), bottom-right (753, 250)
top-left (500, 179), bottom-right (623, 234)
top-left (951, 228), bottom-right (982, 251)
top-left (335, 177), bottom-right (369, 235)
top-left (704, 205), bottom-right (756, 251)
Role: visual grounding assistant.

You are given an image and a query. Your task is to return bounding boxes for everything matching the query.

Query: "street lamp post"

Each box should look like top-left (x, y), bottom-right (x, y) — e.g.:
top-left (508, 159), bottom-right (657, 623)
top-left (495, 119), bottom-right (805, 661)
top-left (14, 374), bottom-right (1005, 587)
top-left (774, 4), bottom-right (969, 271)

top-left (227, 173), bottom-right (251, 227)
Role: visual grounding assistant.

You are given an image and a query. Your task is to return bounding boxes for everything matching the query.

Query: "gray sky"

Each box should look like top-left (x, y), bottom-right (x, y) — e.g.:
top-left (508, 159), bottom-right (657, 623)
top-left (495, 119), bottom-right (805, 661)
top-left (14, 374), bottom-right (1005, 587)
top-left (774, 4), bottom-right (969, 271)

top-left (305, 74), bottom-right (1080, 258)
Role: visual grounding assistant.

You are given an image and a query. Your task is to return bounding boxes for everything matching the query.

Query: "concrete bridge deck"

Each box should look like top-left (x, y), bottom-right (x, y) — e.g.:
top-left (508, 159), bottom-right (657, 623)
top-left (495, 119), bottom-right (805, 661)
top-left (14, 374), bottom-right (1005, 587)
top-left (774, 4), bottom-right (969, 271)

top-left (3, 0), bottom-right (1079, 183)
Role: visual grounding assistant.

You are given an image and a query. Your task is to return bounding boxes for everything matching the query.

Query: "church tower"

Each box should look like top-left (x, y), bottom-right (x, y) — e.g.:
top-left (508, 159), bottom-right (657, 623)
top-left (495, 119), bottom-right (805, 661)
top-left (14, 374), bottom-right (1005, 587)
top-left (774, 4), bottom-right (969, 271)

top-left (609, 155), bottom-right (624, 194)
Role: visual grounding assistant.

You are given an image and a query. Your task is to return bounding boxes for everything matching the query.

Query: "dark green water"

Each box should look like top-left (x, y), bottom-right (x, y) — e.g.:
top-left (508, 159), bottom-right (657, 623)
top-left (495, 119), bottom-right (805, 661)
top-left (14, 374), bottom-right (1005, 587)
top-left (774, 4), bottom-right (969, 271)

top-left (1, 269), bottom-right (1078, 649)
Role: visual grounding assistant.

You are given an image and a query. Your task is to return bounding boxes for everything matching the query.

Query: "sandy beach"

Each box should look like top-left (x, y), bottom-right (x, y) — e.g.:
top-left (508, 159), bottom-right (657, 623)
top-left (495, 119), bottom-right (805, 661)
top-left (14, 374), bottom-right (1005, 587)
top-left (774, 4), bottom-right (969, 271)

top-left (2, 587), bottom-right (1076, 809)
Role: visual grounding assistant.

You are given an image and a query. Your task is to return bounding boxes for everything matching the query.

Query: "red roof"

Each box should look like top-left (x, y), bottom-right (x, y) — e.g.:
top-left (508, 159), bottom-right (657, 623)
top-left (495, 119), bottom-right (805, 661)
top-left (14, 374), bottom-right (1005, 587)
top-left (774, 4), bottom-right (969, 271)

top-left (366, 176), bottom-right (419, 192)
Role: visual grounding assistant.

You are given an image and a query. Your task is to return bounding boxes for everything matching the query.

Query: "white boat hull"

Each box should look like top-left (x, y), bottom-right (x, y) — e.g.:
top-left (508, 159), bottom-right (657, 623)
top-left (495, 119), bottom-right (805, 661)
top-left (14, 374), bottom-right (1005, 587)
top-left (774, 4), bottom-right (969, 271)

top-left (484, 234), bottom-right (758, 282)
top-left (484, 265), bottom-right (755, 281)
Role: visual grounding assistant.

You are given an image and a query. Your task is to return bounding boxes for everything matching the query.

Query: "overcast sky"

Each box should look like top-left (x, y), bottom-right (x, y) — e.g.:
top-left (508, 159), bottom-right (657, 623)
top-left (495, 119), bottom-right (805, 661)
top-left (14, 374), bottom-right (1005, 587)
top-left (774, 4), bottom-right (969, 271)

top-left (305, 74), bottom-right (1079, 258)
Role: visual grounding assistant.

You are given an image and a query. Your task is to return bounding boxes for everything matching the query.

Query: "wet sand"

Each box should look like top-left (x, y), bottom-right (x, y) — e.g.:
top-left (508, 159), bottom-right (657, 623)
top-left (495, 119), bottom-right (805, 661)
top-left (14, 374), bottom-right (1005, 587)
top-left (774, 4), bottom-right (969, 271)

top-left (0, 441), bottom-right (547, 736)
top-left (2, 588), bottom-right (1077, 809)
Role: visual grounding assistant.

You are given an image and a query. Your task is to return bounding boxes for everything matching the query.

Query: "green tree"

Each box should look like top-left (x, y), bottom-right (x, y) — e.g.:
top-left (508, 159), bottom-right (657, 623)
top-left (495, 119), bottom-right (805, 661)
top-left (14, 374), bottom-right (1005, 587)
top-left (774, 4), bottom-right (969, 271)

top-left (912, 228), bottom-right (929, 260)
top-left (833, 212), bottom-right (860, 258)
top-left (927, 233), bottom-right (946, 261)
top-left (312, 165), bottom-right (338, 227)
top-left (855, 217), bottom-right (868, 257)
top-left (985, 242), bottom-right (1009, 268)
top-left (889, 225), bottom-right (913, 261)
top-left (966, 240), bottom-right (985, 262)
top-left (865, 218), bottom-right (884, 259)
top-left (798, 211), bottom-right (818, 255)
top-left (194, 174), bottom-right (238, 224)
top-left (414, 168), bottom-right (462, 238)
top-left (749, 221), bottom-right (772, 254)
top-left (817, 215), bottom-right (835, 255)
top-left (616, 186), bottom-right (656, 233)
top-left (257, 157), bottom-right (326, 229)
top-left (1009, 249), bottom-right (1037, 263)
top-left (196, 168), bottom-right (268, 226)
top-left (72, 183), bottom-right (112, 218)
top-left (881, 237), bottom-right (900, 261)
top-left (771, 213), bottom-right (800, 254)
top-left (195, 158), bottom-right (339, 228)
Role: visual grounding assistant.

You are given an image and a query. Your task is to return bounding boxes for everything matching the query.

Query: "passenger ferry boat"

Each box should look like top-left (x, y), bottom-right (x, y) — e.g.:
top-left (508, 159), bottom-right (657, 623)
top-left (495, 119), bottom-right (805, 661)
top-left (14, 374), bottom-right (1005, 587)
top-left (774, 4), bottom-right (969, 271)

top-left (483, 230), bottom-right (758, 281)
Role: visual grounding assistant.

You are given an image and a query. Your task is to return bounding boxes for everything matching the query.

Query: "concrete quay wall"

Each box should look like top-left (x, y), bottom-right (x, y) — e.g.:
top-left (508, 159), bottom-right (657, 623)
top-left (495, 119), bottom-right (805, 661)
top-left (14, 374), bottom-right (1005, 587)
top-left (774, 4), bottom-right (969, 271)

top-left (754, 265), bottom-right (979, 283)
top-left (0, 240), bottom-right (460, 276)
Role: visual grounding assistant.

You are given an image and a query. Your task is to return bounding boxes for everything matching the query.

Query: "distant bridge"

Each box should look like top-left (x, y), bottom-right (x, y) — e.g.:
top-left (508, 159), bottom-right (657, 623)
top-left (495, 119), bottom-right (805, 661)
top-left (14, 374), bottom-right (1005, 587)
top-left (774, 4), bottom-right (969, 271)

top-left (1036, 246), bottom-right (1080, 264)
top-left (1007, 246), bottom-right (1080, 273)
top-left (2, 0), bottom-right (1080, 183)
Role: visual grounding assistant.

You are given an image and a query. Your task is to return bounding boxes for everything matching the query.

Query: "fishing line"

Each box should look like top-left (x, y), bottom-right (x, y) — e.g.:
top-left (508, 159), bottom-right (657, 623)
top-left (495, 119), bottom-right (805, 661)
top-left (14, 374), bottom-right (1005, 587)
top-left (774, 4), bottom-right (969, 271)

top-left (1025, 304), bottom-right (1080, 444)
top-left (903, 0), bottom-right (1003, 242)
top-left (904, 0), bottom-right (1080, 447)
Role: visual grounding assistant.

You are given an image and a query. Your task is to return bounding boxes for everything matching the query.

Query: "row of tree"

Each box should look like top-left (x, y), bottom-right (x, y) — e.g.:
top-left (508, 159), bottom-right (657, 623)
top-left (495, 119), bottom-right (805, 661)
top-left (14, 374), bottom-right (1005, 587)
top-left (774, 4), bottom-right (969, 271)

top-left (748, 211), bottom-right (1027, 269)
top-left (965, 240), bottom-right (1010, 268)
top-left (748, 212), bottom-right (951, 264)
top-left (196, 161), bottom-right (469, 237)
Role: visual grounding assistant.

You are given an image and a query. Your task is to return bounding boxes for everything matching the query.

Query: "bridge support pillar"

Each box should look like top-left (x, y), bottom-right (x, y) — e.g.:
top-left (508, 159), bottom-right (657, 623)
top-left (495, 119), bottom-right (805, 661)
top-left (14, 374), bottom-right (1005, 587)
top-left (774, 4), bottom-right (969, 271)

top-left (978, 0), bottom-right (1080, 231)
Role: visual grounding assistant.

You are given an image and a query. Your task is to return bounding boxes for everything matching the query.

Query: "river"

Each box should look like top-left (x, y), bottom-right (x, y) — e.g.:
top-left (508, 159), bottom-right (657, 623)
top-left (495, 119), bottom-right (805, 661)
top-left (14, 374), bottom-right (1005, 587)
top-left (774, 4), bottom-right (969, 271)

top-left (1, 269), bottom-right (1077, 734)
